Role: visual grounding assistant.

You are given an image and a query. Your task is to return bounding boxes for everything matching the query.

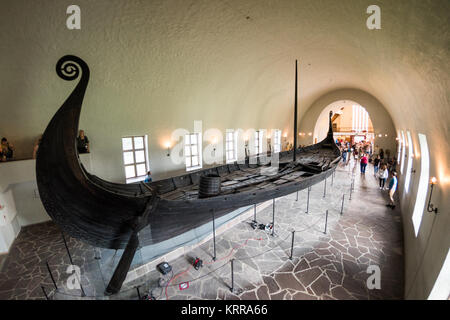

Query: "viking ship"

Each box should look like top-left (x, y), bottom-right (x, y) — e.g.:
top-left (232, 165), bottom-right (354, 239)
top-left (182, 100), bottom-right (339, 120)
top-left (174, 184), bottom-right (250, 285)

top-left (36, 55), bottom-right (341, 295)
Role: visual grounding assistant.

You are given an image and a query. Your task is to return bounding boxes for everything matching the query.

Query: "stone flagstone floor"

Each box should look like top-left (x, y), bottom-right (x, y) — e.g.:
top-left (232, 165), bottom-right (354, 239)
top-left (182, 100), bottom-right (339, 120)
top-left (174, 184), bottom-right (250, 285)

top-left (0, 159), bottom-right (404, 300)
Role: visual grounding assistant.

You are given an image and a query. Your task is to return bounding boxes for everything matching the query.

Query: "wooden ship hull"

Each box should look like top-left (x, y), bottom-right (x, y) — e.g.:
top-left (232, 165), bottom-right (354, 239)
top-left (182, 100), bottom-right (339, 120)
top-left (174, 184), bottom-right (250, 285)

top-left (36, 56), bottom-right (341, 295)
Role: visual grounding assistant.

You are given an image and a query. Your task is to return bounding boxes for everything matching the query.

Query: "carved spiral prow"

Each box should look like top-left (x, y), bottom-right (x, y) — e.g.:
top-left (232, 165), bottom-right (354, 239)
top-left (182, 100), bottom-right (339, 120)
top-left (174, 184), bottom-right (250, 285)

top-left (56, 55), bottom-right (89, 82)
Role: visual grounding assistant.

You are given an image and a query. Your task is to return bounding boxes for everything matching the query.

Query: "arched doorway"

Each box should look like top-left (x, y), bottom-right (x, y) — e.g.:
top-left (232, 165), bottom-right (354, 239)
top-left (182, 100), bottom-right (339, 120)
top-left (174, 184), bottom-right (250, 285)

top-left (313, 100), bottom-right (375, 150)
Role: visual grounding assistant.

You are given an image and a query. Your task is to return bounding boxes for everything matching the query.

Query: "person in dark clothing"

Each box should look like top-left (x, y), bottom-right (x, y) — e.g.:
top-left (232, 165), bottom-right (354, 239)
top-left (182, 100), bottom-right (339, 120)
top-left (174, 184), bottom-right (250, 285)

top-left (379, 148), bottom-right (384, 160)
top-left (77, 130), bottom-right (90, 154)
top-left (341, 147), bottom-right (347, 163)
top-left (374, 155), bottom-right (381, 175)
top-left (1, 137), bottom-right (14, 161)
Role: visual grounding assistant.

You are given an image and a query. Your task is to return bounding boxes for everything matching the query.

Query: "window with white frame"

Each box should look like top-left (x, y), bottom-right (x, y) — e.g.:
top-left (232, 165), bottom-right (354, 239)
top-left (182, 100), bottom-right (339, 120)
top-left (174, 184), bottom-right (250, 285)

top-left (400, 130), bottom-right (406, 174)
top-left (397, 133), bottom-right (402, 167)
top-left (352, 105), bottom-right (369, 132)
top-left (255, 130), bottom-right (263, 155)
top-left (225, 130), bottom-right (237, 163)
top-left (122, 135), bottom-right (150, 183)
top-left (404, 131), bottom-right (414, 194)
top-left (412, 133), bottom-right (429, 237)
top-left (273, 129), bottom-right (281, 153)
top-left (185, 133), bottom-right (202, 171)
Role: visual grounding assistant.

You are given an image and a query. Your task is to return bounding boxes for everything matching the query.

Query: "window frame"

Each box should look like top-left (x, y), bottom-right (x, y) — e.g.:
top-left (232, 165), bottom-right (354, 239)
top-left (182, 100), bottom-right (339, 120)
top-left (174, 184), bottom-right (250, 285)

top-left (404, 131), bottom-right (414, 194)
top-left (412, 133), bottom-right (429, 237)
top-left (273, 129), bottom-right (281, 153)
top-left (122, 135), bottom-right (150, 184)
top-left (185, 132), bottom-right (203, 172)
top-left (225, 130), bottom-right (238, 163)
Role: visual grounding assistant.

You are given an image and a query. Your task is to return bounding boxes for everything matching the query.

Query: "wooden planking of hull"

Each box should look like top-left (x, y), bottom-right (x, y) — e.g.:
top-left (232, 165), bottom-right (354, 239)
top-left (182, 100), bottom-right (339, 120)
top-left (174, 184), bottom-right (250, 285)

top-left (36, 56), bottom-right (341, 294)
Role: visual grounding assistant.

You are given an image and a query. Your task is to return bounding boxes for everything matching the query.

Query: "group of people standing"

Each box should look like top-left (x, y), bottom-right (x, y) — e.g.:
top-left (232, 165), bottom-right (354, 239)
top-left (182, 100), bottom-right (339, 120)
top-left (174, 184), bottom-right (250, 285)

top-left (373, 154), bottom-right (398, 209)
top-left (0, 130), bottom-right (90, 162)
top-left (338, 140), bottom-right (398, 210)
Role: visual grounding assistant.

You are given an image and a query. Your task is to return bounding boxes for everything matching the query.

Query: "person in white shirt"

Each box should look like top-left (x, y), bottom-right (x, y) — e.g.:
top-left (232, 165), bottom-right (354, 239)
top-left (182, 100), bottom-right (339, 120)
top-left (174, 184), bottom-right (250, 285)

top-left (377, 164), bottom-right (389, 190)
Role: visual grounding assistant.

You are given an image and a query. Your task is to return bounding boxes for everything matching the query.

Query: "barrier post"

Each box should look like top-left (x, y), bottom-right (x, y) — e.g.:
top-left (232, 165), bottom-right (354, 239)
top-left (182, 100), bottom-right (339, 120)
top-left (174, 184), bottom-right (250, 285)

top-left (289, 231), bottom-right (295, 260)
top-left (271, 198), bottom-right (275, 236)
top-left (41, 286), bottom-right (50, 300)
top-left (349, 183), bottom-right (353, 200)
top-left (230, 259), bottom-right (234, 293)
top-left (324, 210), bottom-right (329, 234)
top-left (212, 209), bottom-right (216, 261)
top-left (61, 233), bottom-right (73, 265)
top-left (306, 186), bottom-right (311, 214)
top-left (136, 286), bottom-right (141, 300)
top-left (45, 261), bottom-right (58, 290)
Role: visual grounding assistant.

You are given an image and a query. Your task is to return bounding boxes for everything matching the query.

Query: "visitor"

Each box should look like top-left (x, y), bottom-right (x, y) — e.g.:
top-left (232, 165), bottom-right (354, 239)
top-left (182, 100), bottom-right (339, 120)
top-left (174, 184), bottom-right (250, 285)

top-left (377, 164), bottom-right (388, 190)
top-left (360, 152), bottom-right (368, 174)
top-left (144, 171), bottom-right (152, 183)
top-left (32, 134), bottom-right (42, 159)
top-left (379, 148), bottom-right (384, 160)
top-left (0, 144), bottom-right (5, 162)
top-left (342, 147), bottom-right (347, 163)
top-left (77, 130), bottom-right (90, 154)
top-left (373, 155), bottom-right (381, 175)
top-left (1, 137), bottom-right (14, 161)
top-left (347, 146), bottom-right (352, 165)
top-left (387, 172), bottom-right (398, 209)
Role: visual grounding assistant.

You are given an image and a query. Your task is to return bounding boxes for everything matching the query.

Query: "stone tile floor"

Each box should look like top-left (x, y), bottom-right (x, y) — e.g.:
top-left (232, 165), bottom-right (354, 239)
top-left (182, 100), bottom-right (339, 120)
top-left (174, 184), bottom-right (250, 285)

top-left (0, 159), bottom-right (404, 300)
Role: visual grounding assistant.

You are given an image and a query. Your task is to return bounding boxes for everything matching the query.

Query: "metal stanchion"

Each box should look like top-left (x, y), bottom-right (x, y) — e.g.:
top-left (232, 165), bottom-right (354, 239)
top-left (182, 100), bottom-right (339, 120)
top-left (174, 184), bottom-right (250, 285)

top-left (323, 178), bottom-right (327, 198)
top-left (340, 194), bottom-right (345, 215)
top-left (136, 286), bottom-right (142, 300)
top-left (271, 198), bottom-right (275, 236)
top-left (331, 171), bottom-right (334, 186)
top-left (289, 231), bottom-right (295, 260)
top-left (61, 233), bottom-right (86, 297)
top-left (306, 186), bottom-right (311, 214)
top-left (41, 286), bottom-right (50, 300)
top-left (253, 204), bottom-right (257, 222)
top-left (296, 191), bottom-right (299, 201)
top-left (61, 233), bottom-right (73, 265)
top-left (45, 261), bottom-right (58, 290)
top-left (324, 210), bottom-right (329, 234)
top-left (230, 259), bottom-right (234, 293)
top-left (212, 209), bottom-right (216, 261)
top-left (349, 182), bottom-right (353, 200)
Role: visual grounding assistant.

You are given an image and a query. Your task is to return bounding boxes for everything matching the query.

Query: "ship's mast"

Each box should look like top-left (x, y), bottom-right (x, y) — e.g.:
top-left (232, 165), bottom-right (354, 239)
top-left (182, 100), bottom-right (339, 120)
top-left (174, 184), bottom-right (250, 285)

top-left (293, 60), bottom-right (298, 162)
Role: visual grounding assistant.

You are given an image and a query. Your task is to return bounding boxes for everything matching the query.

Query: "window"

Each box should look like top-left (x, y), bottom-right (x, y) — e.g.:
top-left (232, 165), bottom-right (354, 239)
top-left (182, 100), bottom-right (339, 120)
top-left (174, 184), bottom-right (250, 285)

top-left (400, 131), bottom-right (406, 174)
top-left (225, 130), bottom-right (237, 163)
top-left (352, 105), bottom-right (369, 132)
top-left (255, 130), bottom-right (263, 155)
top-left (185, 133), bottom-right (202, 171)
top-left (404, 131), bottom-right (414, 194)
top-left (273, 129), bottom-right (281, 153)
top-left (397, 132), bottom-right (402, 167)
top-left (428, 249), bottom-right (450, 300)
top-left (122, 135), bottom-right (149, 183)
top-left (412, 134), bottom-right (429, 237)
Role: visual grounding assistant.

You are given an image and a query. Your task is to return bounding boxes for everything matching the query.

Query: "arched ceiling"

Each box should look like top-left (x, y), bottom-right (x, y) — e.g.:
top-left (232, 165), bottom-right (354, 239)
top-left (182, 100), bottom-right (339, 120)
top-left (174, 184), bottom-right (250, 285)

top-left (0, 0), bottom-right (448, 177)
